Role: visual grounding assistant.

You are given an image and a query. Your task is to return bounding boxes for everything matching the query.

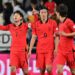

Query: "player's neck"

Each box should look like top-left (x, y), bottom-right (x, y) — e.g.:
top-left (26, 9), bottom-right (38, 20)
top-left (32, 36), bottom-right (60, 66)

top-left (60, 17), bottom-right (66, 23)
top-left (41, 18), bottom-right (48, 24)
top-left (14, 21), bottom-right (23, 27)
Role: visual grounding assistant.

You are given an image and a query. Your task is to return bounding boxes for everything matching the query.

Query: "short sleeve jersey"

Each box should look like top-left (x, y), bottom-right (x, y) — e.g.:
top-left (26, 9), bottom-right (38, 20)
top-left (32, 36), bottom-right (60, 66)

top-left (58, 18), bottom-right (75, 53)
top-left (0, 22), bottom-right (28, 52)
top-left (32, 19), bottom-right (58, 53)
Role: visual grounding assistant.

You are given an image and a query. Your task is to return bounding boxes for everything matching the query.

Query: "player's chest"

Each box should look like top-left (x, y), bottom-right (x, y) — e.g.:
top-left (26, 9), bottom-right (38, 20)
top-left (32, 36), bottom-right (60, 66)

top-left (10, 26), bottom-right (27, 36)
top-left (59, 23), bottom-right (71, 32)
top-left (36, 24), bottom-right (53, 34)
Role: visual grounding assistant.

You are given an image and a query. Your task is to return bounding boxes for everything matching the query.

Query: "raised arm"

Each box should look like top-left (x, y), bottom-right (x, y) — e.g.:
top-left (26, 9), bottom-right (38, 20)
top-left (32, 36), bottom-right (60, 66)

top-left (0, 25), bottom-right (9, 31)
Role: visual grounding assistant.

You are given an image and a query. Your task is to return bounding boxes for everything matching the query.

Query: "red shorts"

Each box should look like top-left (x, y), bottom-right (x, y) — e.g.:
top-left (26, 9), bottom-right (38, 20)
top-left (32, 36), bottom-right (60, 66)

top-left (56, 51), bottom-right (75, 69)
top-left (36, 51), bottom-right (54, 69)
top-left (10, 51), bottom-right (28, 69)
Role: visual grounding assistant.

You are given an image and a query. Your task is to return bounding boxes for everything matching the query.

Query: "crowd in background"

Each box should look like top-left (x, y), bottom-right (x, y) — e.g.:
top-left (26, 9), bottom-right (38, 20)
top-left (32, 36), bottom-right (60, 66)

top-left (0, 0), bottom-right (75, 25)
top-left (0, 0), bottom-right (57, 25)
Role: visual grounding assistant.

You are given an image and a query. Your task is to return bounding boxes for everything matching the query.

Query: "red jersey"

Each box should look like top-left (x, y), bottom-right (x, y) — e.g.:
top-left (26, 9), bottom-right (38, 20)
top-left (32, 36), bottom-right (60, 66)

top-left (0, 23), bottom-right (28, 52)
top-left (58, 18), bottom-right (75, 53)
top-left (32, 19), bottom-right (58, 53)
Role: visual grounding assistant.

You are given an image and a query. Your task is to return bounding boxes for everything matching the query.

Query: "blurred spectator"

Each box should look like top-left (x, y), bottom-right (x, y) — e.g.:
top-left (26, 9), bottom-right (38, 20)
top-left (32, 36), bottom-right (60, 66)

top-left (27, 0), bottom-right (39, 23)
top-left (26, 0), bottom-right (39, 48)
top-left (0, 4), bottom-right (4, 24)
top-left (39, 0), bottom-right (45, 6)
top-left (23, 0), bottom-right (31, 11)
top-left (3, 2), bottom-right (13, 25)
top-left (38, 0), bottom-right (56, 17)
top-left (2, 0), bottom-right (12, 4)
top-left (13, 0), bottom-right (24, 10)
top-left (12, 0), bottom-right (27, 22)
top-left (45, 0), bottom-right (56, 16)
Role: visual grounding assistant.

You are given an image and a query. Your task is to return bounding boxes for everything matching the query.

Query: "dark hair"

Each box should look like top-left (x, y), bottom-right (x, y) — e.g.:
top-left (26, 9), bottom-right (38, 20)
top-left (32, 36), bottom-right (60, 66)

top-left (13, 11), bottom-right (23, 18)
top-left (41, 0), bottom-right (49, 4)
top-left (38, 6), bottom-right (49, 23)
top-left (39, 5), bottom-right (48, 11)
top-left (56, 4), bottom-right (68, 17)
top-left (31, 0), bottom-right (37, 5)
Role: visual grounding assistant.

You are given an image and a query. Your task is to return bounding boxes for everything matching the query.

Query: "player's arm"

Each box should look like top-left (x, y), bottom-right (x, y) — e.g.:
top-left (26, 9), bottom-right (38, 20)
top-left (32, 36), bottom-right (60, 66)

top-left (28, 22), bottom-right (37, 58)
top-left (0, 25), bottom-right (9, 30)
top-left (53, 20), bottom-right (59, 56)
top-left (29, 34), bottom-right (37, 52)
top-left (59, 31), bottom-right (75, 37)
top-left (54, 35), bottom-right (59, 56)
top-left (28, 34), bottom-right (37, 58)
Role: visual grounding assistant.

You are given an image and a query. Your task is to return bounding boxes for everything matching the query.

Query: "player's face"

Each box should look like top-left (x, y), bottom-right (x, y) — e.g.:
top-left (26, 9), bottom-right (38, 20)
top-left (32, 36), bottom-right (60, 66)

top-left (40, 9), bottom-right (48, 20)
top-left (13, 13), bottom-right (22, 23)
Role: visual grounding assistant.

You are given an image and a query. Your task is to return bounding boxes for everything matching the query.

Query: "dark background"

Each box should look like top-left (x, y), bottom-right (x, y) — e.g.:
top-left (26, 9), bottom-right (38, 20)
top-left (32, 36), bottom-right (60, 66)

top-left (54, 0), bottom-right (75, 22)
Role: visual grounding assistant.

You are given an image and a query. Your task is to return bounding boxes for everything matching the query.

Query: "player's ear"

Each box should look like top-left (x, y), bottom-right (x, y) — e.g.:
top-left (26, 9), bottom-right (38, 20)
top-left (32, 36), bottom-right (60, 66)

top-left (20, 19), bottom-right (23, 22)
top-left (20, 16), bottom-right (25, 22)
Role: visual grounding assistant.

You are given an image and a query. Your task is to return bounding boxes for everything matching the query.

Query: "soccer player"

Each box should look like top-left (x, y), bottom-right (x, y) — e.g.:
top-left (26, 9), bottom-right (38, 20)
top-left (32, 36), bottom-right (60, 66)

top-left (28, 6), bottom-right (59, 75)
top-left (55, 3), bottom-right (75, 75)
top-left (0, 11), bottom-right (29, 75)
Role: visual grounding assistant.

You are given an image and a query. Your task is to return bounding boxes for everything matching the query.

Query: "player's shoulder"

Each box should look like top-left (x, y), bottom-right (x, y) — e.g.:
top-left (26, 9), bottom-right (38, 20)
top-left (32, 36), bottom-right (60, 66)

top-left (22, 22), bottom-right (27, 25)
top-left (8, 23), bottom-right (12, 25)
top-left (65, 18), bottom-right (74, 24)
top-left (48, 18), bottom-right (56, 22)
top-left (35, 20), bottom-right (41, 24)
top-left (22, 22), bottom-right (28, 26)
top-left (48, 19), bottom-right (57, 25)
top-left (7, 23), bottom-right (13, 27)
top-left (33, 20), bottom-right (41, 27)
top-left (22, 22), bottom-right (28, 29)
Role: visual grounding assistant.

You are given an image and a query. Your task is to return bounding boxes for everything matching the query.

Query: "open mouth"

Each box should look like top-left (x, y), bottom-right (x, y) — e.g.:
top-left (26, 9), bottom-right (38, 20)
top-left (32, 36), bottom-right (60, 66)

top-left (14, 20), bottom-right (19, 23)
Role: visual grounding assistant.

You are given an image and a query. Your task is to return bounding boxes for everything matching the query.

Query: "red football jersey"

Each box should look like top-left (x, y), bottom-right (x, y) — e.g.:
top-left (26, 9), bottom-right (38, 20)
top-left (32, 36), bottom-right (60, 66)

top-left (58, 18), bottom-right (75, 53)
top-left (32, 19), bottom-right (58, 53)
top-left (0, 23), bottom-right (28, 52)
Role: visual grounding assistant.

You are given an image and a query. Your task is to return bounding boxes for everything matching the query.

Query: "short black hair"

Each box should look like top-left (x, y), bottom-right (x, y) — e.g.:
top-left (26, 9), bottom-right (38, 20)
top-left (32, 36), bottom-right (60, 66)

top-left (31, 0), bottom-right (37, 5)
top-left (39, 5), bottom-right (48, 11)
top-left (56, 4), bottom-right (68, 17)
top-left (13, 10), bottom-right (23, 18)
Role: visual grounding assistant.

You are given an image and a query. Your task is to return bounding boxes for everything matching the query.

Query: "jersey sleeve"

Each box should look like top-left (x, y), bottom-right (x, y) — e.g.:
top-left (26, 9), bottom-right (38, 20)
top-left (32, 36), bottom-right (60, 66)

top-left (67, 19), bottom-right (75, 32)
top-left (0, 24), bottom-right (9, 30)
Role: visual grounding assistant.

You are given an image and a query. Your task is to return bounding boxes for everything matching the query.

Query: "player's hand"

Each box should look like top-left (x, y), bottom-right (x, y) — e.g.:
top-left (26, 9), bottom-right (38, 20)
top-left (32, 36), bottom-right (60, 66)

top-left (26, 45), bottom-right (29, 52)
top-left (28, 50), bottom-right (31, 58)
top-left (55, 32), bottom-right (60, 36)
top-left (58, 31), bottom-right (66, 36)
